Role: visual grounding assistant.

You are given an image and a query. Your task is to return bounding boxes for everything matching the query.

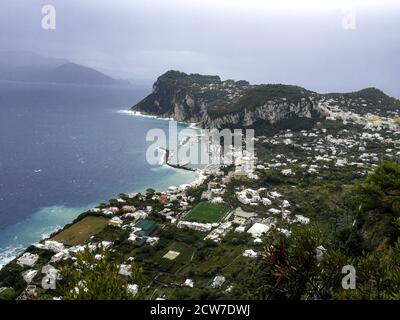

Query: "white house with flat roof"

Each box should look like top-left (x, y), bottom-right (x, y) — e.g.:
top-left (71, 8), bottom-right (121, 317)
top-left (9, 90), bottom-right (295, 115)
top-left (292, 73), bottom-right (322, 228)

top-left (247, 223), bottom-right (270, 238)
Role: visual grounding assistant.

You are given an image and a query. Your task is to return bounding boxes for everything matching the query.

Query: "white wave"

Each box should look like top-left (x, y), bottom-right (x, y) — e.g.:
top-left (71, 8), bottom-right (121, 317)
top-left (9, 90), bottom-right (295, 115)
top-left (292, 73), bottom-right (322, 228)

top-left (117, 109), bottom-right (174, 121)
top-left (40, 225), bottom-right (62, 240)
top-left (0, 245), bottom-right (24, 269)
top-left (117, 109), bottom-right (191, 125)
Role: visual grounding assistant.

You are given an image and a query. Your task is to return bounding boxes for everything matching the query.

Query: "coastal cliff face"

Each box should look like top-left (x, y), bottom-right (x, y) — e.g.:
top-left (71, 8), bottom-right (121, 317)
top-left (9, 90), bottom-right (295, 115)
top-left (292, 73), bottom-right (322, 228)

top-left (131, 70), bottom-right (400, 129)
top-left (200, 98), bottom-right (316, 128)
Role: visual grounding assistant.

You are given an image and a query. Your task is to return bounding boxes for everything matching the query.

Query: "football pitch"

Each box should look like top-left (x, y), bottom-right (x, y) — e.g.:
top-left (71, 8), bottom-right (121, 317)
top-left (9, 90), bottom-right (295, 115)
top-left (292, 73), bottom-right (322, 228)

top-left (184, 202), bottom-right (230, 223)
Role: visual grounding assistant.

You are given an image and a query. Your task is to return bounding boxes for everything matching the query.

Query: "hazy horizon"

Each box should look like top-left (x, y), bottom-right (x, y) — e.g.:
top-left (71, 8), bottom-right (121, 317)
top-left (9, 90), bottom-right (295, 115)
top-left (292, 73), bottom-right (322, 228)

top-left (0, 0), bottom-right (399, 97)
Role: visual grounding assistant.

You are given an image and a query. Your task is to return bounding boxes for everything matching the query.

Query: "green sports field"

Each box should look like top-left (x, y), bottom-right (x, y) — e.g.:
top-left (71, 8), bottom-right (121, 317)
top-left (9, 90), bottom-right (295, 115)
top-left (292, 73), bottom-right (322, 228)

top-left (184, 201), bottom-right (230, 223)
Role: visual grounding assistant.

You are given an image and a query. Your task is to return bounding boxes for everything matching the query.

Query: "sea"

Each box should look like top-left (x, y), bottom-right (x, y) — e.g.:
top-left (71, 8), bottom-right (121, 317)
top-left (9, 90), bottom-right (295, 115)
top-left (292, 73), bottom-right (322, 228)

top-left (0, 80), bottom-right (197, 268)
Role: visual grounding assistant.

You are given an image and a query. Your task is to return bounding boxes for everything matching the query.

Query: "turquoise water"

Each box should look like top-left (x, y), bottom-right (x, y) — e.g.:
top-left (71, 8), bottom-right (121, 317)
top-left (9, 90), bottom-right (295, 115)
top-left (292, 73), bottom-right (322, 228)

top-left (0, 166), bottom-right (195, 267)
top-left (0, 81), bottom-right (196, 267)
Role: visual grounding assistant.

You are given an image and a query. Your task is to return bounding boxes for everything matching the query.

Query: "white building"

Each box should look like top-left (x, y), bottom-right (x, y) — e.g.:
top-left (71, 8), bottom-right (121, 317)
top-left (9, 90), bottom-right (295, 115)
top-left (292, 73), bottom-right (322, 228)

top-left (50, 251), bottom-right (70, 263)
top-left (17, 253), bottom-right (39, 267)
top-left (109, 216), bottom-right (123, 228)
top-left (178, 221), bottom-right (213, 232)
top-left (211, 276), bottom-right (226, 288)
top-left (183, 279), bottom-right (194, 288)
top-left (262, 198), bottom-right (272, 206)
top-left (119, 264), bottom-right (132, 277)
top-left (294, 215), bottom-right (310, 224)
top-left (236, 189), bottom-right (261, 205)
top-left (127, 284), bottom-right (139, 296)
top-left (35, 240), bottom-right (64, 253)
top-left (243, 249), bottom-right (259, 258)
top-left (22, 270), bottom-right (38, 284)
top-left (247, 223), bottom-right (270, 238)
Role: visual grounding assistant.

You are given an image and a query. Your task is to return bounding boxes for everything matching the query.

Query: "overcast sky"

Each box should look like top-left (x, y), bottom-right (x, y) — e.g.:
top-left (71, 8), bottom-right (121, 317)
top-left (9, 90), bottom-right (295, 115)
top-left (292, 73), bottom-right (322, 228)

top-left (0, 0), bottom-right (399, 96)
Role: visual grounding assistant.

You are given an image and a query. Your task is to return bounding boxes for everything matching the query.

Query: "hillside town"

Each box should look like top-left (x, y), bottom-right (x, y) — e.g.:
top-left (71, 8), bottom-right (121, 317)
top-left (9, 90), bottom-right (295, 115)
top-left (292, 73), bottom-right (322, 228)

top-left (1, 96), bottom-right (400, 300)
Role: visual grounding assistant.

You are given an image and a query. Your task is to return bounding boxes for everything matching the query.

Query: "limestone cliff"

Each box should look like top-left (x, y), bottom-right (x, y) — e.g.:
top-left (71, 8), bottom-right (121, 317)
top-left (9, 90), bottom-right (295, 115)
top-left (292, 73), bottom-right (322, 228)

top-left (131, 70), bottom-right (399, 129)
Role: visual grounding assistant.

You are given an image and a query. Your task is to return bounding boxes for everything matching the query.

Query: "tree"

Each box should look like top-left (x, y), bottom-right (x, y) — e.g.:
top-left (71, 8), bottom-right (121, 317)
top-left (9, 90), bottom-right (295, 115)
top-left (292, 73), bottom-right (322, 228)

top-left (333, 240), bottom-right (400, 300)
top-left (354, 160), bottom-right (400, 249)
top-left (60, 246), bottom-right (144, 300)
top-left (145, 188), bottom-right (156, 198)
top-left (260, 224), bottom-right (348, 300)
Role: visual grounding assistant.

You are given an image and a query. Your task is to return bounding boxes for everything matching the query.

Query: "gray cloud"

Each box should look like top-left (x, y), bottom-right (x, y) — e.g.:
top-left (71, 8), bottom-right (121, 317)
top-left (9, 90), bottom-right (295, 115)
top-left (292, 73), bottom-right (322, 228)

top-left (0, 0), bottom-right (399, 96)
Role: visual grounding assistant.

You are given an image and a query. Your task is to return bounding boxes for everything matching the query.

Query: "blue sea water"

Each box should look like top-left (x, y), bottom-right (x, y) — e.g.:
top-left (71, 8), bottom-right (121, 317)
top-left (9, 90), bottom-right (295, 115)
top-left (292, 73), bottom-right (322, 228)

top-left (0, 80), bottom-right (196, 267)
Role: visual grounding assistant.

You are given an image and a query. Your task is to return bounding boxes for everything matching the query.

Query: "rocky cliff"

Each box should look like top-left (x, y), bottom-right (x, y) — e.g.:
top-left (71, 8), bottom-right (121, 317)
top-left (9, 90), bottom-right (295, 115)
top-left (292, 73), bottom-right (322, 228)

top-left (131, 70), bottom-right (400, 129)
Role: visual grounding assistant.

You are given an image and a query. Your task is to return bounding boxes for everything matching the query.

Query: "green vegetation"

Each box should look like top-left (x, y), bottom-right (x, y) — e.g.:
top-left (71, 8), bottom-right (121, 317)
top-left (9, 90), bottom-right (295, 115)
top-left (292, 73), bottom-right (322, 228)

top-left (0, 288), bottom-right (17, 300)
top-left (210, 84), bottom-right (313, 116)
top-left (324, 87), bottom-right (400, 114)
top-left (3, 69), bottom-right (400, 301)
top-left (158, 70), bottom-right (221, 87)
top-left (132, 70), bottom-right (250, 118)
top-left (52, 216), bottom-right (109, 246)
top-left (2, 136), bottom-right (400, 300)
top-left (60, 246), bottom-right (144, 300)
top-left (184, 201), bottom-right (230, 223)
top-left (244, 161), bottom-right (400, 300)
top-left (159, 225), bottom-right (205, 246)
top-left (320, 87), bottom-right (400, 119)
top-left (132, 70), bottom-right (400, 138)
top-left (155, 242), bottom-right (196, 273)
top-left (353, 160), bottom-right (400, 250)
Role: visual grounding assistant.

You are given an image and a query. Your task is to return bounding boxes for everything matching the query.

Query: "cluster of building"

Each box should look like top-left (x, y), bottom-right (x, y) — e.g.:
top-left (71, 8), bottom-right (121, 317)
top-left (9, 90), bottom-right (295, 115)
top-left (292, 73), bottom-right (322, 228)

top-left (254, 120), bottom-right (399, 178)
top-left (11, 239), bottom-right (117, 299)
top-left (205, 222), bottom-right (233, 243)
top-left (317, 98), bottom-right (400, 132)
top-left (190, 78), bottom-right (249, 103)
top-left (8, 96), bottom-right (400, 299)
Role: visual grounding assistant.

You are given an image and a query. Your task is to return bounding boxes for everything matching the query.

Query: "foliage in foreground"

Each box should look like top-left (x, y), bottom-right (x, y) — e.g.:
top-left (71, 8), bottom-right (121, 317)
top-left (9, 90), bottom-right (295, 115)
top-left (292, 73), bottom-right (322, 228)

top-left (257, 161), bottom-right (400, 300)
top-left (60, 246), bottom-right (144, 300)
